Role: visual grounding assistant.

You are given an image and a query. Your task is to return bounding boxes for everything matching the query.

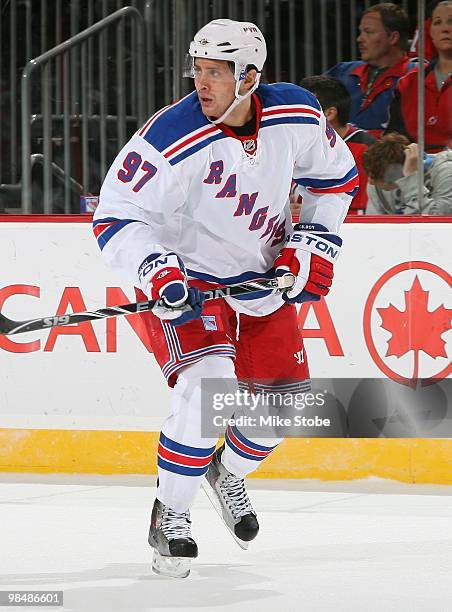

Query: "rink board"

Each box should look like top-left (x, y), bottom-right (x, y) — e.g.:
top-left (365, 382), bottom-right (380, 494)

top-left (1, 430), bottom-right (452, 484)
top-left (0, 216), bottom-right (451, 481)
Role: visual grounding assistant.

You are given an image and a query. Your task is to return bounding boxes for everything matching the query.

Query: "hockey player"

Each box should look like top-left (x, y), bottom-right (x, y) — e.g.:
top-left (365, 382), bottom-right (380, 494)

top-left (93, 19), bottom-right (357, 577)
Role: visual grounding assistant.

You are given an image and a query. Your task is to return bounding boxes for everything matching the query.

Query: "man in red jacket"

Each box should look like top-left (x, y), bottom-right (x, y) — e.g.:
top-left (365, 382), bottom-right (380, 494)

top-left (326, 3), bottom-right (412, 138)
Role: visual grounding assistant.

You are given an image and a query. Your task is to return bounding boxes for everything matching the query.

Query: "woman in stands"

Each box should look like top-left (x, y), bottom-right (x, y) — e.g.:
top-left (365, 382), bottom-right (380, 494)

top-left (386, 0), bottom-right (452, 151)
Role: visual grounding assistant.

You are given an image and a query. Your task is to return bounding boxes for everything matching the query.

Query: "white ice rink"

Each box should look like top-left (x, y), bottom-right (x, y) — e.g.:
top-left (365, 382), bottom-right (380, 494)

top-left (1, 475), bottom-right (452, 612)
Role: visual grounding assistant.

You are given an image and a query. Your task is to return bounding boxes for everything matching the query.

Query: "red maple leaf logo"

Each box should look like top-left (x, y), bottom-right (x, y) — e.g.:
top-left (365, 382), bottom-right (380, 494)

top-left (377, 276), bottom-right (451, 380)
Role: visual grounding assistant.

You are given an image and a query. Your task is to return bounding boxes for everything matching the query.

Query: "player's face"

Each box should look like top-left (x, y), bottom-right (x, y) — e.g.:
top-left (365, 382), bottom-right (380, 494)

top-left (193, 58), bottom-right (236, 118)
top-left (430, 4), bottom-right (452, 54)
top-left (357, 13), bottom-right (395, 63)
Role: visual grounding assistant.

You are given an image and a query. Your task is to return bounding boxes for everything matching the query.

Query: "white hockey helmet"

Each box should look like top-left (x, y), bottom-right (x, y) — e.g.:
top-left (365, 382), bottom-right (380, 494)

top-left (186, 19), bottom-right (267, 123)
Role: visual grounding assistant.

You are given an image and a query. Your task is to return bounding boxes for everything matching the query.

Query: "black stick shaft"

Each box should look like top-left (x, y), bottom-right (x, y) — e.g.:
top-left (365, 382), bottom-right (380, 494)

top-left (0, 277), bottom-right (290, 336)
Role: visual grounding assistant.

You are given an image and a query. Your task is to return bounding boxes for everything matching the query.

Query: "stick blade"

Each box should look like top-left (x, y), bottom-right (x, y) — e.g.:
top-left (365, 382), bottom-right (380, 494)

top-left (0, 312), bottom-right (17, 335)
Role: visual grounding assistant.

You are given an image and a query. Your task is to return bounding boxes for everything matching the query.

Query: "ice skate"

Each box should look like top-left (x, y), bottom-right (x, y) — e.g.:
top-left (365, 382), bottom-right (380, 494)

top-left (203, 445), bottom-right (259, 549)
top-left (148, 498), bottom-right (198, 578)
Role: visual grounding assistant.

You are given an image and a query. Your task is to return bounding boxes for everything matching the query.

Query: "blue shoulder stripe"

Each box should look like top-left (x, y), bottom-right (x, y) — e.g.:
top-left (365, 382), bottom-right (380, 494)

top-left (169, 131), bottom-right (227, 166)
top-left (141, 92), bottom-right (209, 153)
top-left (261, 116), bottom-right (319, 129)
top-left (257, 82), bottom-right (322, 112)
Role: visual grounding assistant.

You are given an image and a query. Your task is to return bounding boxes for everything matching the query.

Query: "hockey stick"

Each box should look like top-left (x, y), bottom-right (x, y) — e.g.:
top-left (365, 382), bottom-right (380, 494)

top-left (0, 275), bottom-right (295, 336)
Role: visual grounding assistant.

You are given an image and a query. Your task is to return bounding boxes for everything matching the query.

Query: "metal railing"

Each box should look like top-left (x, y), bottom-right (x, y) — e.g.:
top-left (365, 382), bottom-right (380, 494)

top-left (0, 0), bottom-right (420, 213)
top-left (20, 6), bottom-right (145, 213)
top-left (165, 0), bottom-right (413, 101)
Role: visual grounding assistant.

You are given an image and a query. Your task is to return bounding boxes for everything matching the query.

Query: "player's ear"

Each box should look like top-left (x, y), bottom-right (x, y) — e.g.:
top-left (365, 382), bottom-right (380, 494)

top-left (244, 68), bottom-right (257, 91)
top-left (389, 30), bottom-right (400, 47)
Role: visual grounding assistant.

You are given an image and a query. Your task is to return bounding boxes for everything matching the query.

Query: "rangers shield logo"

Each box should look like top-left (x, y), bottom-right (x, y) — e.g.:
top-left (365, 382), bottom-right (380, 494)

top-left (201, 315), bottom-right (218, 331)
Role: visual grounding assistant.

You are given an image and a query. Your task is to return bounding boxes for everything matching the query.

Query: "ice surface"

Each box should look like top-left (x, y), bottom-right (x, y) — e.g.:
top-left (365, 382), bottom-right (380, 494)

top-left (1, 475), bottom-right (452, 612)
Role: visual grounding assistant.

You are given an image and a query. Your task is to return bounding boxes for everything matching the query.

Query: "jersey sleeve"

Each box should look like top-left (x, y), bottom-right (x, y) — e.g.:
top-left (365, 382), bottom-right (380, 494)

top-left (93, 131), bottom-right (187, 287)
top-left (293, 107), bottom-right (358, 232)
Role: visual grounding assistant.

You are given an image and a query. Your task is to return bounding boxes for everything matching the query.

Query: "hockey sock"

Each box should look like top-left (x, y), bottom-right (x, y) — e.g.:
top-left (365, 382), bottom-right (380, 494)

top-left (157, 355), bottom-right (237, 513)
top-left (222, 423), bottom-right (283, 478)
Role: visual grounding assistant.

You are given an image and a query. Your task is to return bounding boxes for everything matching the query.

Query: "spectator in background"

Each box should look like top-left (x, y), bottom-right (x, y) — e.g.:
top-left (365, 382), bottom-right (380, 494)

top-left (300, 75), bottom-right (376, 214)
top-left (326, 3), bottom-right (412, 138)
top-left (362, 132), bottom-right (452, 214)
top-left (409, 0), bottom-right (443, 60)
top-left (409, 19), bottom-right (436, 60)
top-left (386, 1), bottom-right (452, 152)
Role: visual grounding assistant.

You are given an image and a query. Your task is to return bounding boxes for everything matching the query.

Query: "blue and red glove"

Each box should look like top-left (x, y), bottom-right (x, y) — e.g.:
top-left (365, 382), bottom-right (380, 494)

top-left (138, 252), bottom-right (204, 326)
top-left (273, 223), bottom-right (342, 303)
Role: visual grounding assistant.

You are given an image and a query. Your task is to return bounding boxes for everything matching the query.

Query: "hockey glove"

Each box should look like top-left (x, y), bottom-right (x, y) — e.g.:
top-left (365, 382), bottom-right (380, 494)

top-left (138, 252), bottom-right (205, 326)
top-left (273, 223), bottom-right (342, 303)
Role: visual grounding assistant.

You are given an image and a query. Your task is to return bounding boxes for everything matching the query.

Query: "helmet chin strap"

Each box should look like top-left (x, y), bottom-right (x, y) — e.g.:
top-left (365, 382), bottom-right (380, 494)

top-left (208, 77), bottom-right (260, 125)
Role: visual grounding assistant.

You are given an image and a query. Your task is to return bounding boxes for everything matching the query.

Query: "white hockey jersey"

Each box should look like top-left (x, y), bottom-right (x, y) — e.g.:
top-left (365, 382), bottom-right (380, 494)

top-left (93, 83), bottom-right (358, 316)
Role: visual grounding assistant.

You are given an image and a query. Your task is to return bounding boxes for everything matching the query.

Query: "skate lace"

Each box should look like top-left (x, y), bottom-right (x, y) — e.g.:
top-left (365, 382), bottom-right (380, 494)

top-left (161, 507), bottom-right (192, 540)
top-left (220, 474), bottom-right (254, 520)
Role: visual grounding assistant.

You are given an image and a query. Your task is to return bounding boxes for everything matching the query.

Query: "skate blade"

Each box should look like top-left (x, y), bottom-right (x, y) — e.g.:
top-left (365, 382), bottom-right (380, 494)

top-left (201, 481), bottom-right (249, 550)
top-left (152, 549), bottom-right (191, 579)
